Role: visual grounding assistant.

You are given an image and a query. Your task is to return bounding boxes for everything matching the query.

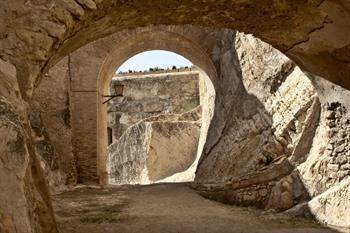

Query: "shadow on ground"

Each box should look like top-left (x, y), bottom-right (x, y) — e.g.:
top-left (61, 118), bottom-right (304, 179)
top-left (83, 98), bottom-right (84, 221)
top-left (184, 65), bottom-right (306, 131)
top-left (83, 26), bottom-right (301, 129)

top-left (52, 183), bottom-right (339, 233)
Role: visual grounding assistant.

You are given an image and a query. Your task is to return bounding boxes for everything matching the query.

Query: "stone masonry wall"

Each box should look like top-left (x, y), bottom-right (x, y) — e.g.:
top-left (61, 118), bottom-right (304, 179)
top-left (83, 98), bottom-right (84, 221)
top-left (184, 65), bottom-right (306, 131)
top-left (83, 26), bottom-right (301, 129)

top-left (107, 70), bottom-right (202, 184)
top-left (107, 70), bottom-right (200, 141)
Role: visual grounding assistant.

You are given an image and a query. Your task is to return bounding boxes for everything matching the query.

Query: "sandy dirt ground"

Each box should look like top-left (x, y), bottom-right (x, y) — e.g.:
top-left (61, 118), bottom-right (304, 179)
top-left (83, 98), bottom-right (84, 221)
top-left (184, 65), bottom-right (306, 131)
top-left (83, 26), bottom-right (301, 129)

top-left (52, 183), bottom-right (339, 233)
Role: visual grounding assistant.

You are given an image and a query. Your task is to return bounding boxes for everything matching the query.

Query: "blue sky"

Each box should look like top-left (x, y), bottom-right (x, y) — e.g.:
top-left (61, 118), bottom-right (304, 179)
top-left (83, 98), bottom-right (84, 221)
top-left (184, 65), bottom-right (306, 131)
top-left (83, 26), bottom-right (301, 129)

top-left (116, 50), bottom-right (193, 72)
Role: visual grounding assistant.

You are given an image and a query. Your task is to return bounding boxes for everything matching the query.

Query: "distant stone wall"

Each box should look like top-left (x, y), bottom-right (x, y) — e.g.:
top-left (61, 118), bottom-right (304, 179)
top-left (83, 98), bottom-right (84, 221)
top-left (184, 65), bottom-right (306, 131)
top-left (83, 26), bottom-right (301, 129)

top-left (107, 70), bottom-right (203, 184)
top-left (107, 108), bottom-right (202, 184)
top-left (107, 71), bottom-right (200, 141)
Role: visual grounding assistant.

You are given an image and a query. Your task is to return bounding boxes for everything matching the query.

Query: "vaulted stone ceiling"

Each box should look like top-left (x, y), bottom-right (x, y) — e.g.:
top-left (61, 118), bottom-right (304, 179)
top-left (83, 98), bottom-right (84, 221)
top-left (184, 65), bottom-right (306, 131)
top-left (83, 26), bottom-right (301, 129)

top-left (1, 0), bottom-right (350, 98)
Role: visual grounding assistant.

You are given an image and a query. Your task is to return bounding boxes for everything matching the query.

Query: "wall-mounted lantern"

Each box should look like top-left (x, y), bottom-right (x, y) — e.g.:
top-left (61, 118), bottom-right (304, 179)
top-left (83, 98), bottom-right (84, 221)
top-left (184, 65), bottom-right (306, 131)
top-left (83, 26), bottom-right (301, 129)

top-left (102, 84), bottom-right (124, 104)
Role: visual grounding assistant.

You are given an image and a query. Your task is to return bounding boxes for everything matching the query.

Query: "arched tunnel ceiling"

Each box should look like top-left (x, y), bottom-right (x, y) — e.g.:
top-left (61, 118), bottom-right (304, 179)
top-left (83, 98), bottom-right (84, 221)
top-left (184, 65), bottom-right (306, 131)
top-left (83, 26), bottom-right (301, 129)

top-left (97, 28), bottom-right (219, 92)
top-left (0, 0), bottom-right (350, 98)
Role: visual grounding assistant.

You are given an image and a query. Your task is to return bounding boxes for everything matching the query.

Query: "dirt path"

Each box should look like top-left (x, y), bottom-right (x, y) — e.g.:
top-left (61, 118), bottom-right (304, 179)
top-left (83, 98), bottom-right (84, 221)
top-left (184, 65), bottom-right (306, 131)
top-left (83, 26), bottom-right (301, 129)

top-left (52, 183), bottom-right (338, 233)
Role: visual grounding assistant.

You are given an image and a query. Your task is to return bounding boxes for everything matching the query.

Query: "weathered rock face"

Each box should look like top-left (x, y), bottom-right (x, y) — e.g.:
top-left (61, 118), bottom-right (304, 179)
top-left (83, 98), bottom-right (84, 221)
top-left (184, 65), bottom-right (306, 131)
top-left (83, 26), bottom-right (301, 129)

top-left (266, 171), bottom-right (310, 212)
top-left (196, 32), bottom-right (320, 184)
top-left (308, 176), bottom-right (350, 229)
top-left (108, 109), bottom-right (201, 184)
top-left (194, 32), bottom-right (350, 230)
top-left (0, 59), bottom-right (58, 233)
top-left (30, 57), bottom-right (76, 192)
top-left (107, 121), bottom-right (151, 184)
top-left (146, 121), bottom-right (201, 181)
top-left (194, 32), bottom-right (321, 210)
top-left (108, 70), bottom-right (200, 141)
top-left (297, 80), bottom-right (350, 196)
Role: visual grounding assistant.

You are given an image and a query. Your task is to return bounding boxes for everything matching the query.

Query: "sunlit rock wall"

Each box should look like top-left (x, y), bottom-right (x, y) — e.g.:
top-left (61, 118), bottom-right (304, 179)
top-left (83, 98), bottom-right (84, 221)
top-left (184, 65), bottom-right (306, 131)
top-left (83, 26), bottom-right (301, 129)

top-left (195, 32), bottom-right (321, 211)
top-left (107, 108), bottom-right (201, 184)
top-left (107, 70), bottom-right (208, 184)
top-left (195, 32), bottom-right (350, 229)
top-left (196, 32), bottom-right (320, 184)
top-left (297, 77), bottom-right (350, 229)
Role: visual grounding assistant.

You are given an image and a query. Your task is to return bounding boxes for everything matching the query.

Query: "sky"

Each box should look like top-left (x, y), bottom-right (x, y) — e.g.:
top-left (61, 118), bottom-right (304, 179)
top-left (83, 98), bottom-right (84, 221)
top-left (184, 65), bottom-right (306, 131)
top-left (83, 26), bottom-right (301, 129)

top-left (116, 50), bottom-right (193, 73)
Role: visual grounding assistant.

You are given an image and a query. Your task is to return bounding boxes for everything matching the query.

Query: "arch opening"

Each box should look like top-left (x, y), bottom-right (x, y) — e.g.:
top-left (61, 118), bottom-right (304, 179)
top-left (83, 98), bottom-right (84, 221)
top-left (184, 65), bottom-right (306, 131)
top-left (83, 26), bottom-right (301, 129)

top-left (95, 29), bottom-right (220, 184)
top-left (103, 50), bottom-right (216, 185)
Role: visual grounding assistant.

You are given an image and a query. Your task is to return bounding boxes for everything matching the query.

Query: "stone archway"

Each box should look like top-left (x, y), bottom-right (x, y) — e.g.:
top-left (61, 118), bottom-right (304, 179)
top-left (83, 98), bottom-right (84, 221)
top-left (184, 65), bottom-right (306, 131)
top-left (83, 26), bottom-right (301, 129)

top-left (95, 28), bottom-right (222, 184)
top-left (1, 1), bottom-right (350, 232)
top-left (41, 26), bottom-right (350, 230)
top-left (67, 26), bottom-right (226, 183)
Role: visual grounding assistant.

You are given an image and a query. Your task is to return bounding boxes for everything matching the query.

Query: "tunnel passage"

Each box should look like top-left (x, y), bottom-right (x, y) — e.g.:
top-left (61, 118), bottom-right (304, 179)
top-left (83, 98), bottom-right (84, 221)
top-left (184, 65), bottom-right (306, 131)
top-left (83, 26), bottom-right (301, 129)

top-left (1, 1), bottom-right (350, 231)
top-left (27, 25), bottom-right (350, 231)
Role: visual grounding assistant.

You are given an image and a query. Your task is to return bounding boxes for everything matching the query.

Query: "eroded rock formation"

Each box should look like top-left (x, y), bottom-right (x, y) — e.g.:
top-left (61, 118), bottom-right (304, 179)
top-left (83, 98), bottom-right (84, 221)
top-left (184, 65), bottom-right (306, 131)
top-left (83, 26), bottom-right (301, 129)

top-left (108, 116), bottom-right (201, 184)
top-left (194, 32), bottom-right (350, 229)
top-left (196, 32), bottom-right (321, 184)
